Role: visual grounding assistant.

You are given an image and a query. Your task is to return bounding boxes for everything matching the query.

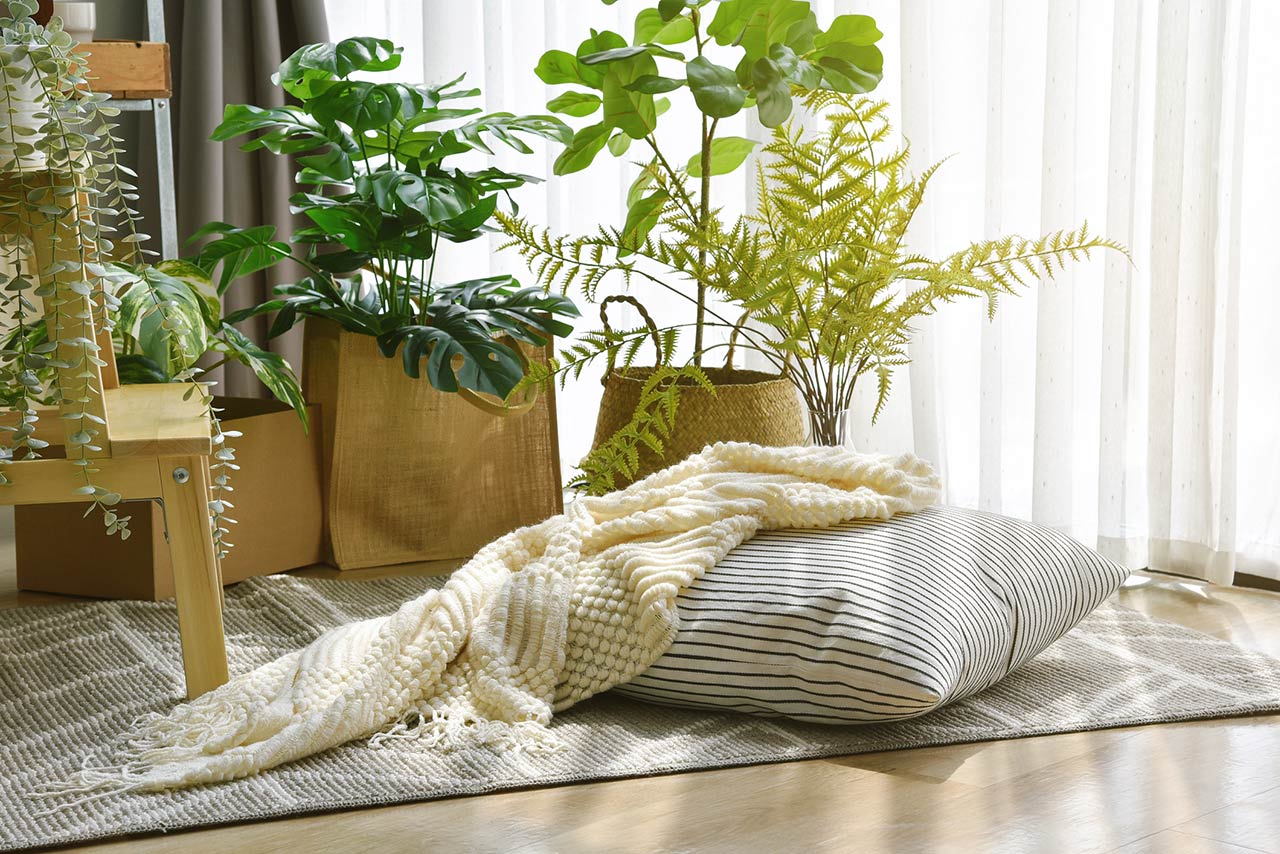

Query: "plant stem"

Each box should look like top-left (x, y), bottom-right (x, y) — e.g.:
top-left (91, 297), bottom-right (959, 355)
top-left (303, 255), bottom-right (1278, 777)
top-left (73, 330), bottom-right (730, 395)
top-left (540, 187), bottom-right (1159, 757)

top-left (693, 115), bottom-right (717, 366)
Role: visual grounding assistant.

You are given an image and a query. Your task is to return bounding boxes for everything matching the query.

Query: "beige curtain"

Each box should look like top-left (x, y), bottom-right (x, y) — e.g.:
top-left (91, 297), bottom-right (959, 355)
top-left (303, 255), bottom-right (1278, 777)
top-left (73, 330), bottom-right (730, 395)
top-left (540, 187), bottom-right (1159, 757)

top-left (164, 0), bottom-right (328, 394)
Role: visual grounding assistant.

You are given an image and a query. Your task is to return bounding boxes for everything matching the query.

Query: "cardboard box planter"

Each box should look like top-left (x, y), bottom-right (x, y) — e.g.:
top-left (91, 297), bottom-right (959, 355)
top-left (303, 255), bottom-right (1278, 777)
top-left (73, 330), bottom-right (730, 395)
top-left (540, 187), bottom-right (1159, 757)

top-left (15, 397), bottom-right (323, 600)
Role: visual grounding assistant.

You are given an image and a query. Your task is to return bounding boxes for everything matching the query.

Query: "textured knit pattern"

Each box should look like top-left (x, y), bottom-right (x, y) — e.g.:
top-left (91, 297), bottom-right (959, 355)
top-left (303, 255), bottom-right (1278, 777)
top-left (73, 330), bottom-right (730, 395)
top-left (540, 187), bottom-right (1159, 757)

top-left (4, 575), bottom-right (1280, 851)
top-left (62, 443), bottom-right (941, 792)
top-left (617, 505), bottom-right (1130, 722)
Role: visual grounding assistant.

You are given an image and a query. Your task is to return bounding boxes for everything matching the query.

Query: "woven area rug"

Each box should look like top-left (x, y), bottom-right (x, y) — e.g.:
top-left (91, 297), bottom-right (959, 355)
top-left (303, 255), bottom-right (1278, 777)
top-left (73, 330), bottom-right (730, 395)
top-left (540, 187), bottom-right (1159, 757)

top-left (3, 575), bottom-right (1280, 852)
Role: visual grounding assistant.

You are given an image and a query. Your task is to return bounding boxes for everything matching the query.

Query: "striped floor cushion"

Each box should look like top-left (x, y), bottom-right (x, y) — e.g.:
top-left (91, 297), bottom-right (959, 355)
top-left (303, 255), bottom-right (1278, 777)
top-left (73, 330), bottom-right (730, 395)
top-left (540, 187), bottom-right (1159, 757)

top-left (615, 505), bottom-right (1129, 724)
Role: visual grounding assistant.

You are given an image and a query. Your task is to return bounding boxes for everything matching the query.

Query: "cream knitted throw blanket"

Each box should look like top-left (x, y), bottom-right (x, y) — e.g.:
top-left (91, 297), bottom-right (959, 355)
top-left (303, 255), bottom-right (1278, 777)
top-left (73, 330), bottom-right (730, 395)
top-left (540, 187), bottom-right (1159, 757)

top-left (61, 443), bottom-right (939, 794)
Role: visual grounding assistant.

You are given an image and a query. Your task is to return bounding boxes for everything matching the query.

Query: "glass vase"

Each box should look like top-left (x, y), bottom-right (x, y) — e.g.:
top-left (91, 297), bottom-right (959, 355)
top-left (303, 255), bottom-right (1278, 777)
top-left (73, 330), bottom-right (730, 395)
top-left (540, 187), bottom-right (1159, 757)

top-left (805, 406), bottom-right (852, 448)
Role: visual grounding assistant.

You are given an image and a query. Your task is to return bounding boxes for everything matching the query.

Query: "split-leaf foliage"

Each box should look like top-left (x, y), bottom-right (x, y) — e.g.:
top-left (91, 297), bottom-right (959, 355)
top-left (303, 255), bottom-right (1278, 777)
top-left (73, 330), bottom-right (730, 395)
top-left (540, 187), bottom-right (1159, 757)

top-left (196, 36), bottom-right (581, 400)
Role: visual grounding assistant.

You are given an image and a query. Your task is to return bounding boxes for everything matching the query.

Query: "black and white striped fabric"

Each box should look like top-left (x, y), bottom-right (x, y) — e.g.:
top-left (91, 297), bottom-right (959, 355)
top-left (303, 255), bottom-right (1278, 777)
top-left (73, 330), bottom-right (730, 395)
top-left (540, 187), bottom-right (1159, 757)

top-left (616, 505), bottom-right (1129, 724)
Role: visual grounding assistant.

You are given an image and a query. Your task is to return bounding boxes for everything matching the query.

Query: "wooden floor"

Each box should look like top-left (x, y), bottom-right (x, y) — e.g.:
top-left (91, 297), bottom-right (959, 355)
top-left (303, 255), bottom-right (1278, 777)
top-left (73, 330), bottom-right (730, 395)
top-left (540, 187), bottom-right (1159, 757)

top-left (3, 513), bottom-right (1280, 853)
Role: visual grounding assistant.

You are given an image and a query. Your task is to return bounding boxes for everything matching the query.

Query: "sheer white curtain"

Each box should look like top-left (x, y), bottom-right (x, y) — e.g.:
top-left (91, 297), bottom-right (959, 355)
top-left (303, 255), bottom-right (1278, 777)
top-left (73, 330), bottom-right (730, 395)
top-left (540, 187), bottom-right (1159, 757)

top-left (325, 0), bottom-right (1280, 585)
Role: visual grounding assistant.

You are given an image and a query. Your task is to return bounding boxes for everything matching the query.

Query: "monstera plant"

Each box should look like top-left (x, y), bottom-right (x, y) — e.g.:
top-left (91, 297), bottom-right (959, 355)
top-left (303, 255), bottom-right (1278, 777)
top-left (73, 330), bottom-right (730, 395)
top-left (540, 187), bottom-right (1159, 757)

top-left (195, 36), bottom-right (580, 401)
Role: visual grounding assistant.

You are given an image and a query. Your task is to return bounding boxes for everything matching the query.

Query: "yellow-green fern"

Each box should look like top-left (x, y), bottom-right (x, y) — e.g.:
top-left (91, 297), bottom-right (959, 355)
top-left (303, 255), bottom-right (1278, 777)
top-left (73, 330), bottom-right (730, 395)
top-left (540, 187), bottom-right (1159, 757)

top-left (502, 91), bottom-right (1126, 488)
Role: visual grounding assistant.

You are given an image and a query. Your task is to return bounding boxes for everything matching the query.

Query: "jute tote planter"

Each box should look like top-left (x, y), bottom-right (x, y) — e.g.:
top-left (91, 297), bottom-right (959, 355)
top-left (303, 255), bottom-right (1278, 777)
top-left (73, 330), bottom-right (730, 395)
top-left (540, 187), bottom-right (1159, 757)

top-left (590, 298), bottom-right (805, 484)
top-left (303, 320), bottom-right (563, 570)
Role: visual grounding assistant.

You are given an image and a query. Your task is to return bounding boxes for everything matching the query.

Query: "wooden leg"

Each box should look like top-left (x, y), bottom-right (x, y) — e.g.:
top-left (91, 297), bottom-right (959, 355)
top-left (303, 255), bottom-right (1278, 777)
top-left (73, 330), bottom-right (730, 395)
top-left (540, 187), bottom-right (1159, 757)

top-left (159, 455), bottom-right (229, 698)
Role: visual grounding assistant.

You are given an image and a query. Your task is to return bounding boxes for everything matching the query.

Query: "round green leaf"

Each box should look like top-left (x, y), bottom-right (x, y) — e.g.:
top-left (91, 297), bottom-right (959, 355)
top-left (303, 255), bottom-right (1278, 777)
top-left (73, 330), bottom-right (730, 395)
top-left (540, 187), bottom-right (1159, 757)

top-left (658, 0), bottom-right (688, 21)
top-left (602, 54), bottom-right (659, 139)
top-left (535, 50), bottom-right (596, 87)
top-left (816, 51), bottom-right (883, 94)
top-left (686, 136), bottom-right (758, 177)
top-left (624, 74), bottom-right (685, 94)
top-left (751, 56), bottom-right (793, 127)
top-left (634, 8), bottom-right (696, 44)
top-left (607, 131), bottom-right (632, 156)
top-left (815, 14), bottom-right (883, 48)
top-left (553, 123), bottom-right (611, 175)
top-left (547, 90), bottom-right (602, 117)
top-left (685, 56), bottom-right (746, 118)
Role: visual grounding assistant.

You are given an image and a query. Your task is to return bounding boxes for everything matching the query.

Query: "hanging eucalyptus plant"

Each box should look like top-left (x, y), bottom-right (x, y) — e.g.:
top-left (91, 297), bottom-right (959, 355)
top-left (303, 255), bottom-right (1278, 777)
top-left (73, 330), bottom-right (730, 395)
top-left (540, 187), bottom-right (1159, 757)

top-left (0, 1), bottom-right (241, 552)
top-left (192, 36), bottom-right (581, 402)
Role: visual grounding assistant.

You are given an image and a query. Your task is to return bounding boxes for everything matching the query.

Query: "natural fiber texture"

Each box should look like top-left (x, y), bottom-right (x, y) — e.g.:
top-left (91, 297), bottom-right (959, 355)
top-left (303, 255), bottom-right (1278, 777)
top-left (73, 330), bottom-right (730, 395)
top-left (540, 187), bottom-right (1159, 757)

top-left (303, 320), bottom-right (563, 569)
top-left (591, 367), bottom-right (806, 483)
top-left (48, 443), bottom-right (939, 795)
top-left (4, 576), bottom-right (1279, 852)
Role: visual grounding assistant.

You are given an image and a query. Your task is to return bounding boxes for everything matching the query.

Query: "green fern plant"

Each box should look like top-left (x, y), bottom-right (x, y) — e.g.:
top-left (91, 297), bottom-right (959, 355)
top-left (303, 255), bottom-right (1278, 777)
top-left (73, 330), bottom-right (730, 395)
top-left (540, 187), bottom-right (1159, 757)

top-left (691, 92), bottom-right (1126, 441)
top-left (505, 91), bottom-right (1126, 486)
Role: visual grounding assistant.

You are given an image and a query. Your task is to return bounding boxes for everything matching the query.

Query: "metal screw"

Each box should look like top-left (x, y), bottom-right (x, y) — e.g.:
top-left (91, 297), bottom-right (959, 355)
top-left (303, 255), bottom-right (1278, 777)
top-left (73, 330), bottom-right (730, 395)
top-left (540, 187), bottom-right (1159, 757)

top-left (172, 467), bottom-right (190, 484)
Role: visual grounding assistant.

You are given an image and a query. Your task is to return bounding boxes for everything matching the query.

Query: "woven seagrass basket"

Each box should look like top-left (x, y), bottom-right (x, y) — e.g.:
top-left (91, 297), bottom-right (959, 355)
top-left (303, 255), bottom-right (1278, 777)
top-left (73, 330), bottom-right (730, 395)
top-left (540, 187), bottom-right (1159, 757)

top-left (589, 296), bottom-right (805, 484)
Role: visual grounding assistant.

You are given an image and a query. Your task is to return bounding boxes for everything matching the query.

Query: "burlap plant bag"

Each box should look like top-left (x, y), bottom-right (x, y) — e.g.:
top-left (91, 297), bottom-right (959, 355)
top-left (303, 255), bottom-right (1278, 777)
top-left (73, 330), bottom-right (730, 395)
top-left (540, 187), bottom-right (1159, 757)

top-left (303, 320), bottom-right (563, 570)
top-left (589, 297), bottom-right (806, 485)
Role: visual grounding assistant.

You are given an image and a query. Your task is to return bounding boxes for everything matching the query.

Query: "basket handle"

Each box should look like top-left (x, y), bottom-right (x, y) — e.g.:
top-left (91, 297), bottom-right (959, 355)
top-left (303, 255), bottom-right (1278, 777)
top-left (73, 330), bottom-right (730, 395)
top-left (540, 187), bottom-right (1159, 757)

top-left (456, 335), bottom-right (540, 418)
top-left (600, 294), bottom-right (663, 386)
top-left (724, 311), bottom-right (791, 376)
top-left (723, 310), bottom-right (752, 370)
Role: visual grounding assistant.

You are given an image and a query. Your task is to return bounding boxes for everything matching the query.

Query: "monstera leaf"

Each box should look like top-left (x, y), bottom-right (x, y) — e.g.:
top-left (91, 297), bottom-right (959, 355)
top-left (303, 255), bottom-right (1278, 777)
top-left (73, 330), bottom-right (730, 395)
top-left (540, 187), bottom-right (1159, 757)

top-left (378, 316), bottom-right (524, 397)
top-left (378, 277), bottom-right (580, 397)
top-left (273, 36), bottom-right (402, 98)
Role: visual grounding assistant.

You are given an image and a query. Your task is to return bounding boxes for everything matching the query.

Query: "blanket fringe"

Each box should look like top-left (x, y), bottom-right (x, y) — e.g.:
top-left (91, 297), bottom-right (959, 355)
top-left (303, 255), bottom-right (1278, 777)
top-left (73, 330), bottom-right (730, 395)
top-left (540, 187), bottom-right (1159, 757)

top-left (31, 706), bottom-right (564, 811)
top-left (368, 708), bottom-right (563, 756)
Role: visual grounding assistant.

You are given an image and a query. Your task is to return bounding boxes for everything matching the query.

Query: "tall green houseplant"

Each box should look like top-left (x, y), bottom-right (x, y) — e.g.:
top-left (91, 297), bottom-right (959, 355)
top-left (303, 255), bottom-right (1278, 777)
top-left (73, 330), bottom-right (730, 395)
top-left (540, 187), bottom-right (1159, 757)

top-left (524, 0), bottom-right (885, 362)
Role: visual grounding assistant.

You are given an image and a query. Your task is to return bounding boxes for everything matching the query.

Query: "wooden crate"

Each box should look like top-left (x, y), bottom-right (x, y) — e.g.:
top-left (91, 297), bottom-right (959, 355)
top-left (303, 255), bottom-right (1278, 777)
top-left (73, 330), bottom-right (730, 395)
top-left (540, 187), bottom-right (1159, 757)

top-left (83, 40), bottom-right (171, 99)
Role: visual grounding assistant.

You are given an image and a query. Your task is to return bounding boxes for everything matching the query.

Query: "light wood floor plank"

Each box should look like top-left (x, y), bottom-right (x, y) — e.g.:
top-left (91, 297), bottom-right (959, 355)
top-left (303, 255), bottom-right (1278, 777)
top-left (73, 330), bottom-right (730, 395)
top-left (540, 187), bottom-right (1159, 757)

top-left (1109, 829), bottom-right (1274, 854)
top-left (1174, 784), bottom-right (1280, 854)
